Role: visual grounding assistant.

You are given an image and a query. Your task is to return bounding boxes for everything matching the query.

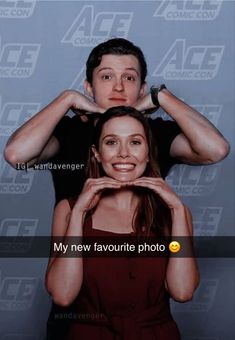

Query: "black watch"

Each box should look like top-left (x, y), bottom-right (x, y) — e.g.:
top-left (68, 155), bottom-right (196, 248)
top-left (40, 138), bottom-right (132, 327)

top-left (150, 84), bottom-right (166, 109)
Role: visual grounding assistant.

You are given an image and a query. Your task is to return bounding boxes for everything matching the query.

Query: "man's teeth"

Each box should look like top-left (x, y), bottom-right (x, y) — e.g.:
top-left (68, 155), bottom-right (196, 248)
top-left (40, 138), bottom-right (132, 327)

top-left (113, 163), bottom-right (135, 170)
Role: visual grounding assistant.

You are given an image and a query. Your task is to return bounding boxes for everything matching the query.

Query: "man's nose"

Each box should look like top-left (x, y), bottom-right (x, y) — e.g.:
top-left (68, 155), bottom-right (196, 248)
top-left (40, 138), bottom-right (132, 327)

top-left (113, 77), bottom-right (124, 91)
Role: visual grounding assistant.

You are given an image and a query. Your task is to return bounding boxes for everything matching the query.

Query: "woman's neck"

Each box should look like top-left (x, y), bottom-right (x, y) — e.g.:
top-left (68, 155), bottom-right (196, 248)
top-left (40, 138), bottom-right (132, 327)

top-left (98, 187), bottom-right (139, 213)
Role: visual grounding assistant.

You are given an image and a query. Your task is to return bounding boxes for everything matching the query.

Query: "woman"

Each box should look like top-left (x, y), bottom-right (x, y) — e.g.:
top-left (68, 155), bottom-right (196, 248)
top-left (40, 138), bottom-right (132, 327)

top-left (45, 106), bottom-right (199, 339)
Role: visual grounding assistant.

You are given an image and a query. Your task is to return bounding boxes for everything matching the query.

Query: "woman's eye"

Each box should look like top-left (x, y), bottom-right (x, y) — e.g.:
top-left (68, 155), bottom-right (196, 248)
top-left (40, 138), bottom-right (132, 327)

top-left (105, 140), bottom-right (117, 145)
top-left (131, 140), bottom-right (141, 145)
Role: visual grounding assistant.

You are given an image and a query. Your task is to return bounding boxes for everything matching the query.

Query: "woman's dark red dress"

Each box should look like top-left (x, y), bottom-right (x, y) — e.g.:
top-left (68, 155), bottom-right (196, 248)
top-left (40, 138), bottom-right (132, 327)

top-left (66, 217), bottom-right (181, 340)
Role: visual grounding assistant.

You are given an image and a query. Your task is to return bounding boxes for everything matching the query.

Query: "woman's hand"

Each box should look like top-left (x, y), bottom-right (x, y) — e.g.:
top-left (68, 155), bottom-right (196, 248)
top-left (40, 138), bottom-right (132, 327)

top-left (73, 177), bottom-right (122, 214)
top-left (130, 177), bottom-right (183, 211)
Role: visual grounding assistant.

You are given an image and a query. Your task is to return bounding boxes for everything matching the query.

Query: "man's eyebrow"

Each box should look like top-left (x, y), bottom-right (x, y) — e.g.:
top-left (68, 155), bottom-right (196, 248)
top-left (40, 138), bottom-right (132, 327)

top-left (96, 67), bottom-right (139, 75)
top-left (125, 67), bottom-right (140, 75)
top-left (96, 67), bottom-right (112, 73)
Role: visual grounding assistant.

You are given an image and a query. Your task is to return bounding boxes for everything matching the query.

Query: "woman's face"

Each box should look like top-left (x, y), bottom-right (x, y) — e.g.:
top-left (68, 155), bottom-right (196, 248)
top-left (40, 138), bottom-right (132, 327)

top-left (94, 116), bottom-right (149, 181)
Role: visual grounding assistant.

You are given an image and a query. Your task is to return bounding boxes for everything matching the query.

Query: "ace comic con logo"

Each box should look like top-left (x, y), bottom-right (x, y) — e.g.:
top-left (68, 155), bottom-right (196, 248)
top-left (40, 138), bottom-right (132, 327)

top-left (0, 218), bottom-right (38, 254)
top-left (0, 0), bottom-right (36, 18)
top-left (0, 96), bottom-right (40, 136)
top-left (154, 0), bottom-right (222, 21)
top-left (192, 206), bottom-right (223, 236)
top-left (153, 39), bottom-right (224, 80)
top-left (0, 37), bottom-right (40, 78)
top-left (0, 271), bottom-right (38, 311)
top-left (0, 218), bottom-right (38, 237)
top-left (166, 163), bottom-right (221, 196)
top-left (61, 5), bottom-right (133, 47)
top-left (0, 155), bottom-right (34, 194)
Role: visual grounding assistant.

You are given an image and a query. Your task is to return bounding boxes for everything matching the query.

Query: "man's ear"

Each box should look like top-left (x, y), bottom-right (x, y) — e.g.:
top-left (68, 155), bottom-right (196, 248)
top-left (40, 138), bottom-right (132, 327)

top-left (84, 80), bottom-right (94, 98)
top-left (91, 145), bottom-right (101, 162)
top-left (139, 82), bottom-right (147, 98)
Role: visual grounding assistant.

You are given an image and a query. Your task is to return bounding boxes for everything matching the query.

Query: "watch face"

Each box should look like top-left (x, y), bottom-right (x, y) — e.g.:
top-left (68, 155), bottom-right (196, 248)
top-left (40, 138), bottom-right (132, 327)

top-left (151, 87), bottom-right (158, 94)
top-left (151, 85), bottom-right (158, 91)
top-left (151, 84), bottom-right (166, 92)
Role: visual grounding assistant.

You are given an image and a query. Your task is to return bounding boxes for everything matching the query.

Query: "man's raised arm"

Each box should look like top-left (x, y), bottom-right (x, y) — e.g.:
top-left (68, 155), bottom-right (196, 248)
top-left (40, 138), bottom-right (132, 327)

top-left (4, 90), bottom-right (103, 168)
top-left (135, 87), bottom-right (230, 165)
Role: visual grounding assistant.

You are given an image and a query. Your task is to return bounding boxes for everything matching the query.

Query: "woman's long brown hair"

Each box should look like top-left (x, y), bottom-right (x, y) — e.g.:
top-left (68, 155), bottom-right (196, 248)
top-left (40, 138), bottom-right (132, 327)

top-left (86, 106), bottom-right (171, 236)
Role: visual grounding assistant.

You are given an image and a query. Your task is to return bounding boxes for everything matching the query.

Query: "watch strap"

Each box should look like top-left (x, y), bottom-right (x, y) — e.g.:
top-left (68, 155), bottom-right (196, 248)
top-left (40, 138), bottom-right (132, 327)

top-left (150, 84), bottom-right (166, 108)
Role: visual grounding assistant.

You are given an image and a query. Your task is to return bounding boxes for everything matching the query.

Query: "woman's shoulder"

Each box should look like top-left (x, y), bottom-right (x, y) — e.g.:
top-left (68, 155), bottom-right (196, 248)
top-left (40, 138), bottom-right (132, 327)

top-left (54, 197), bottom-right (74, 210)
top-left (54, 197), bottom-right (77, 222)
top-left (51, 199), bottom-right (74, 237)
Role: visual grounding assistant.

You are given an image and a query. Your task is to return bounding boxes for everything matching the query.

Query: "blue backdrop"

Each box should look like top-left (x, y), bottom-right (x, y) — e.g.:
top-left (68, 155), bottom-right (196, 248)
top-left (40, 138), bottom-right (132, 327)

top-left (0, 1), bottom-right (234, 339)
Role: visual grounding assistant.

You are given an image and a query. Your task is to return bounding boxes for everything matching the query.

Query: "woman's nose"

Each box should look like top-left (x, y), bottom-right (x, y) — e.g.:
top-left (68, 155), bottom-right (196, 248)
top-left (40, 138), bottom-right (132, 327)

top-left (118, 143), bottom-right (129, 158)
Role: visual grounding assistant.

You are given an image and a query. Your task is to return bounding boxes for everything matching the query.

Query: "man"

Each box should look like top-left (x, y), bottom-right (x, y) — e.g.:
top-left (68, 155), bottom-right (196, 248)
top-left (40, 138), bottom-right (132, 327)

top-left (4, 38), bottom-right (229, 339)
top-left (4, 38), bottom-right (229, 202)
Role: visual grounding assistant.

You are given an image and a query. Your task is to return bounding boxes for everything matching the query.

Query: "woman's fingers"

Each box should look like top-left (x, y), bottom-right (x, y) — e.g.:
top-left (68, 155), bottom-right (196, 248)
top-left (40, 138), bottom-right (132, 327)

top-left (90, 182), bottom-right (122, 194)
top-left (129, 177), bottom-right (182, 209)
top-left (129, 177), bottom-right (165, 190)
top-left (84, 177), bottom-right (123, 193)
top-left (75, 177), bottom-right (124, 213)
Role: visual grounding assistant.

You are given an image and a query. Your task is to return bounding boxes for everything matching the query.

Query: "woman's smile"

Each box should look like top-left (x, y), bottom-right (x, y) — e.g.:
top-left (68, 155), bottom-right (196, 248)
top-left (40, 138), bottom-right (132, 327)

top-left (112, 162), bottom-right (136, 171)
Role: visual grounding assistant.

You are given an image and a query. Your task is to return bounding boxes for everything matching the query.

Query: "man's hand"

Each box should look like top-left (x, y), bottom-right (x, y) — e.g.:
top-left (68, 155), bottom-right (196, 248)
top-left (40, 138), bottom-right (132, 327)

top-left (134, 93), bottom-right (158, 115)
top-left (68, 90), bottom-right (105, 121)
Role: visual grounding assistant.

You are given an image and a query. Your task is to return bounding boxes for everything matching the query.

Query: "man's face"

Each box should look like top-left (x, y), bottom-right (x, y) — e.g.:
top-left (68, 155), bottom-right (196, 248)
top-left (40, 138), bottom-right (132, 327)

top-left (84, 54), bottom-right (146, 109)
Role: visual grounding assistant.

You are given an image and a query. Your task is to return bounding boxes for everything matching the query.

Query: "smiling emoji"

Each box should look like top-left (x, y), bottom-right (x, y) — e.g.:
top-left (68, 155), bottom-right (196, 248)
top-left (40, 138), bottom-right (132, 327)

top-left (169, 241), bottom-right (181, 253)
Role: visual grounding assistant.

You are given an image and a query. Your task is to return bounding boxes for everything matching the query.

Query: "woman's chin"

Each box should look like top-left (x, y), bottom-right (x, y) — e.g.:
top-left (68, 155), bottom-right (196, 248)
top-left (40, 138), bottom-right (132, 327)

top-left (109, 173), bottom-right (139, 182)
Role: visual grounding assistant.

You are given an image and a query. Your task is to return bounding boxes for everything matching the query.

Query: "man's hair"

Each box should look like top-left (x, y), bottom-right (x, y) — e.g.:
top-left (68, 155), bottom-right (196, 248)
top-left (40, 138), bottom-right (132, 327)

top-left (86, 38), bottom-right (147, 85)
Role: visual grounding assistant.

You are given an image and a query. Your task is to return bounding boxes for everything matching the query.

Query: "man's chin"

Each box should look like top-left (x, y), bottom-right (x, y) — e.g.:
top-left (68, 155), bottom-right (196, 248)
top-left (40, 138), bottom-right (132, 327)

top-left (106, 101), bottom-right (129, 108)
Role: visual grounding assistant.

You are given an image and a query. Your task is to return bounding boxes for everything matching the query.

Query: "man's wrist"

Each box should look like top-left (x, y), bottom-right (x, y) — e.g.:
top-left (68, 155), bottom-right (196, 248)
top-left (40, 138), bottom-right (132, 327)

top-left (150, 84), bottom-right (167, 109)
top-left (60, 90), bottom-right (77, 108)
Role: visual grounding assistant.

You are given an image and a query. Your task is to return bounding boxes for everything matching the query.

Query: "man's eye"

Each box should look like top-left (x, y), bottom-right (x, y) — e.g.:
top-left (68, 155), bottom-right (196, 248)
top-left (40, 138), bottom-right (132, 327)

top-left (102, 74), bottom-right (112, 80)
top-left (123, 75), bottom-right (136, 81)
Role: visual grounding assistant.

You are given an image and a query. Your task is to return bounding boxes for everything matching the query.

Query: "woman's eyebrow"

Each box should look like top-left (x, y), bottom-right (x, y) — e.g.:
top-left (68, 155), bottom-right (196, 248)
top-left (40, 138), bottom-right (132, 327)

top-left (129, 133), bottom-right (145, 138)
top-left (102, 133), bottom-right (146, 140)
top-left (102, 134), bottom-right (117, 141)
